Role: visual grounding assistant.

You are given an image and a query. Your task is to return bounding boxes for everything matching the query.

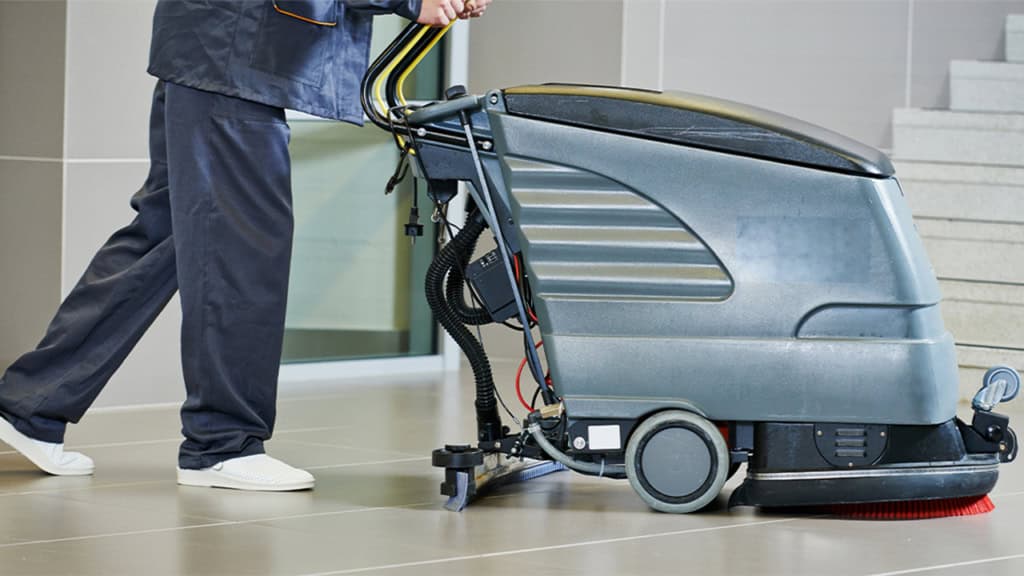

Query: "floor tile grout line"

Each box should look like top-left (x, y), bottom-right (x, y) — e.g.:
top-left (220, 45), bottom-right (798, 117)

top-left (33, 490), bottom-right (233, 525)
top-left (304, 457), bottom-right (430, 471)
top-left (300, 517), bottom-right (805, 576)
top-left (0, 500), bottom-right (438, 549)
top-left (0, 480), bottom-right (170, 499)
top-left (864, 552), bottom-right (1024, 576)
top-left (0, 459), bottom-right (433, 498)
top-left (0, 520), bottom-right (243, 549)
top-left (66, 438), bottom-right (181, 450)
top-left (276, 425), bottom-right (359, 434)
top-left (0, 458), bottom-right (432, 497)
top-left (272, 390), bottom-right (446, 405)
top-left (245, 501), bottom-right (436, 525)
top-left (274, 438), bottom-right (423, 460)
top-left (6, 426), bottom-right (430, 453)
top-left (7, 420), bottom-right (439, 453)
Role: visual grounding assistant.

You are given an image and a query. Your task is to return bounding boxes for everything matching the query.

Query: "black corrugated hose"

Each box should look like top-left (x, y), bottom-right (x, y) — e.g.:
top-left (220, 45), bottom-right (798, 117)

top-left (445, 222), bottom-right (491, 326)
top-left (425, 209), bottom-right (502, 441)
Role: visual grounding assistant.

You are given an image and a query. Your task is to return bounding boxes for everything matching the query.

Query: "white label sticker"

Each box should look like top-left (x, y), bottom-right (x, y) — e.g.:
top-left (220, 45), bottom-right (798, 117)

top-left (588, 425), bottom-right (622, 451)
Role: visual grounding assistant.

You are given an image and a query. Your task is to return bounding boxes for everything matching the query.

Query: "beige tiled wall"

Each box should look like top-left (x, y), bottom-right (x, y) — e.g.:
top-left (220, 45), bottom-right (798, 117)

top-left (0, 1), bottom-right (66, 159)
top-left (0, 161), bottom-right (64, 370)
top-left (0, 1), bottom-right (66, 370)
top-left (620, 0), bottom-right (662, 89)
top-left (659, 0), bottom-right (909, 148)
top-left (65, 0), bottom-right (157, 160)
top-left (468, 0), bottom-right (625, 92)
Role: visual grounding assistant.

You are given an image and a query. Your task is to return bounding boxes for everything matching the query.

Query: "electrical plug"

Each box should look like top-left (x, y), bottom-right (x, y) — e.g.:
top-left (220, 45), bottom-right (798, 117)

top-left (405, 206), bottom-right (424, 243)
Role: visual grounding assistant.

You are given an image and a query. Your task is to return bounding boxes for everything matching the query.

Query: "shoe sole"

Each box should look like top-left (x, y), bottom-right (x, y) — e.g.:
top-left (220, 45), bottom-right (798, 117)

top-left (0, 418), bottom-right (94, 476)
top-left (176, 468), bottom-right (314, 492)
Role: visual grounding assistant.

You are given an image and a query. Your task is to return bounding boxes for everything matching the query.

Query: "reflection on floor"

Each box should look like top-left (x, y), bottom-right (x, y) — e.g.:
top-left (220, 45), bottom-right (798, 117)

top-left (1, 359), bottom-right (1023, 575)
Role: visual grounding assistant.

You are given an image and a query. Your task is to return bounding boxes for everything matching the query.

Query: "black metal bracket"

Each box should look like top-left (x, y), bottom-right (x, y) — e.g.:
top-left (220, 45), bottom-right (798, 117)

top-left (432, 444), bottom-right (485, 500)
top-left (961, 411), bottom-right (1018, 463)
top-left (477, 432), bottom-right (548, 461)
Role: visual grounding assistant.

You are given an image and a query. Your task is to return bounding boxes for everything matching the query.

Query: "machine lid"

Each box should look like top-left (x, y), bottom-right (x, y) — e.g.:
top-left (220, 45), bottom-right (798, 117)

top-left (502, 84), bottom-right (895, 178)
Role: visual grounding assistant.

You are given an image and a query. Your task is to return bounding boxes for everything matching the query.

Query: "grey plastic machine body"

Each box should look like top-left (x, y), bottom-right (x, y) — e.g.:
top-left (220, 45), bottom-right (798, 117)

top-left (479, 86), bottom-right (959, 426)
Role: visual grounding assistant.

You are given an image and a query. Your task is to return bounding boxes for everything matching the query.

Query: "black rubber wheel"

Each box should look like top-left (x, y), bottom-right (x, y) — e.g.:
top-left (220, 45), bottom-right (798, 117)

top-left (625, 410), bottom-right (729, 513)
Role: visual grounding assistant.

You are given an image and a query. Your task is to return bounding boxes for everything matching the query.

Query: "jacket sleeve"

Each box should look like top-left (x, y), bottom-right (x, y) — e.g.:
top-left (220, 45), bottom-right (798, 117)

top-left (344, 0), bottom-right (422, 21)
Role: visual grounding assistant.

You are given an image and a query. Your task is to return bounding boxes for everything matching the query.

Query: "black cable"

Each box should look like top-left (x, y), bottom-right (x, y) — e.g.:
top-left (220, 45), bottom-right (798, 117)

top-left (490, 365), bottom-right (519, 425)
top-left (425, 210), bottom-right (503, 441)
top-left (386, 105), bottom-right (416, 154)
top-left (434, 202), bottom-right (462, 237)
top-left (412, 168), bottom-right (419, 212)
top-left (466, 274), bottom-right (519, 426)
top-left (511, 255), bottom-right (538, 330)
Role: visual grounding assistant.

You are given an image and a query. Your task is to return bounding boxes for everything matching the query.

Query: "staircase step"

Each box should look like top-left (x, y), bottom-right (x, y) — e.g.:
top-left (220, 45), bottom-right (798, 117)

top-left (893, 109), bottom-right (1024, 166)
top-left (901, 180), bottom-right (1024, 223)
top-left (894, 161), bottom-right (1024, 222)
top-left (950, 60), bottom-right (1024, 113)
top-left (1009, 14), bottom-right (1024, 63)
top-left (917, 218), bottom-right (1024, 284)
top-left (895, 161), bottom-right (1024, 186)
top-left (920, 231), bottom-right (1024, 285)
top-left (916, 218), bottom-right (1024, 243)
top-left (941, 280), bottom-right (1024, 349)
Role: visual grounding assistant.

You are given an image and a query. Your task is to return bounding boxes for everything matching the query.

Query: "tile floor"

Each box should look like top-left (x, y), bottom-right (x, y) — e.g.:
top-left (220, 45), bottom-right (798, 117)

top-left (1, 358), bottom-right (1023, 575)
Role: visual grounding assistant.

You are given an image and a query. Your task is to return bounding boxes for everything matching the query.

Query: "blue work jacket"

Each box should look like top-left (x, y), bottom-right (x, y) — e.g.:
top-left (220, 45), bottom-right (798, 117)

top-left (148, 1), bottom-right (421, 123)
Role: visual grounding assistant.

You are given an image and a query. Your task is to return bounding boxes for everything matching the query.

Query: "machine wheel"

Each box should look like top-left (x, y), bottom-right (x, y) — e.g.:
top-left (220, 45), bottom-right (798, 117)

top-left (625, 410), bottom-right (729, 513)
top-left (984, 366), bottom-right (1021, 403)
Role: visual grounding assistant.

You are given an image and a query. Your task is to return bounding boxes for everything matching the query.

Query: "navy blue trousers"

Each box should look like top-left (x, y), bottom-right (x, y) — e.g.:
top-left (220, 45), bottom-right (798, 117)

top-left (0, 82), bottom-right (294, 469)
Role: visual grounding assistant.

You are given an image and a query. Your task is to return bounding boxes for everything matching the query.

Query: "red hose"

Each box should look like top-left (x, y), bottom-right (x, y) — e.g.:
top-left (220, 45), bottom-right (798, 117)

top-left (515, 340), bottom-right (547, 411)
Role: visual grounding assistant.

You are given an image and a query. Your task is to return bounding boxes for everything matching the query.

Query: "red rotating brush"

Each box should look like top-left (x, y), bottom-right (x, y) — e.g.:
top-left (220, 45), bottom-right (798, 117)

top-left (823, 495), bottom-right (995, 520)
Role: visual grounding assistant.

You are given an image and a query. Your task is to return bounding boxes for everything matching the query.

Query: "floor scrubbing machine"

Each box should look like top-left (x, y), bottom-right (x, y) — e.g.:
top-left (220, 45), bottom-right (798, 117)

top-left (363, 22), bottom-right (1020, 515)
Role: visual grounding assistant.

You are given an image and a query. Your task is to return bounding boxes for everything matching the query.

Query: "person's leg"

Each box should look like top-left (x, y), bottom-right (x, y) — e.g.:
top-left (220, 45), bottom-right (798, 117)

top-left (0, 83), bottom-right (178, 474)
top-left (162, 83), bottom-right (299, 479)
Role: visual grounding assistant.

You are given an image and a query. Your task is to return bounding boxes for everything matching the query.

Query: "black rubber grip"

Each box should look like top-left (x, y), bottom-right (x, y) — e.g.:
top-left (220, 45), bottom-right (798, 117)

top-left (407, 96), bottom-right (483, 126)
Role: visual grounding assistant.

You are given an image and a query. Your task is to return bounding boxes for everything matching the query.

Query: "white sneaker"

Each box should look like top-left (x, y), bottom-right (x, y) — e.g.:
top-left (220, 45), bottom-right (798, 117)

top-left (0, 416), bottom-right (94, 476)
top-left (177, 454), bottom-right (315, 492)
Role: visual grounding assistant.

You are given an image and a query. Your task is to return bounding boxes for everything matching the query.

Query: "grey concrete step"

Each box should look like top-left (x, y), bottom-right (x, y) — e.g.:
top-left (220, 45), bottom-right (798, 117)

top-left (950, 60), bottom-right (1024, 113)
top-left (918, 218), bottom-right (1024, 284)
top-left (916, 218), bottom-right (1024, 243)
top-left (1009, 14), bottom-right (1024, 63)
top-left (895, 160), bottom-right (1024, 186)
top-left (892, 109), bottom-right (1024, 166)
top-left (902, 180), bottom-right (1024, 222)
top-left (941, 280), bottom-right (1024, 349)
top-left (895, 161), bottom-right (1024, 223)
